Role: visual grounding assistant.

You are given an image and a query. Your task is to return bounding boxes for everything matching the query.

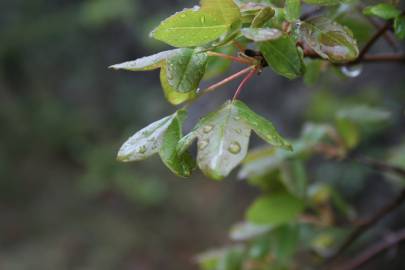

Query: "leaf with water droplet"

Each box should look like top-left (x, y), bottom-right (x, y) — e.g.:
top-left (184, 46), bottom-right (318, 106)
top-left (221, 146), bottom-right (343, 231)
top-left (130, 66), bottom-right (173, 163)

top-left (117, 110), bottom-right (195, 177)
top-left (259, 35), bottom-right (305, 79)
top-left (109, 49), bottom-right (181, 71)
top-left (234, 100), bottom-right (292, 151)
top-left (166, 48), bottom-right (208, 93)
top-left (177, 100), bottom-right (291, 180)
top-left (300, 17), bottom-right (359, 63)
top-left (241, 27), bottom-right (282, 42)
top-left (150, 0), bottom-right (240, 47)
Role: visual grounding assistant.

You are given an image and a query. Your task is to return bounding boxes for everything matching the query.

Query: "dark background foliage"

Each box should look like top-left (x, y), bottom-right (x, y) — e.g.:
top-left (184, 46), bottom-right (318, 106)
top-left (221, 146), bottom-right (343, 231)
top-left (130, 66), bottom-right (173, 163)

top-left (0, 0), bottom-right (404, 269)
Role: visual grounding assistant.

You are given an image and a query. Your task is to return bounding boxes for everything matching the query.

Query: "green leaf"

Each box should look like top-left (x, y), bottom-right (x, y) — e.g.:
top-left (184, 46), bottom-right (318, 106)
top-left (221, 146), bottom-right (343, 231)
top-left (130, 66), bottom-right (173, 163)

top-left (110, 48), bottom-right (206, 104)
top-left (109, 49), bottom-right (179, 71)
top-left (247, 192), bottom-right (305, 225)
top-left (117, 110), bottom-right (194, 177)
top-left (285, 0), bottom-right (301, 22)
top-left (363, 3), bottom-right (401, 20)
top-left (259, 35), bottom-right (305, 79)
top-left (270, 225), bottom-right (300, 264)
top-left (239, 123), bottom-right (333, 179)
top-left (166, 48), bottom-right (208, 93)
top-left (196, 245), bottom-right (245, 270)
top-left (159, 110), bottom-right (196, 176)
top-left (251, 7), bottom-right (275, 27)
top-left (241, 27), bottom-right (282, 42)
top-left (230, 222), bottom-right (272, 241)
top-left (200, 0), bottom-right (241, 25)
top-left (303, 0), bottom-right (341, 6)
top-left (394, 15), bottom-right (405, 40)
top-left (150, 9), bottom-right (229, 47)
top-left (336, 105), bottom-right (391, 123)
top-left (300, 17), bottom-right (359, 63)
top-left (160, 63), bottom-right (197, 105)
top-left (280, 159), bottom-right (308, 198)
top-left (177, 100), bottom-right (291, 180)
top-left (150, 0), bottom-right (241, 47)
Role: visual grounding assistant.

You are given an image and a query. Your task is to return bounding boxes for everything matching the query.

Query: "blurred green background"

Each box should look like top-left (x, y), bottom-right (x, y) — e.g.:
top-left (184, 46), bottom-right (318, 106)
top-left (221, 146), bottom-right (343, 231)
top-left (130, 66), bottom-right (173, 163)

top-left (0, 1), bottom-right (404, 269)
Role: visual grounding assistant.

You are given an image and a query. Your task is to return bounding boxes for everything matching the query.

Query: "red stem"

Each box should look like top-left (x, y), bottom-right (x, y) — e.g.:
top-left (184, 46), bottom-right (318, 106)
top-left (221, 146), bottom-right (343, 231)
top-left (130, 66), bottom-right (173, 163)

top-left (232, 68), bottom-right (257, 100)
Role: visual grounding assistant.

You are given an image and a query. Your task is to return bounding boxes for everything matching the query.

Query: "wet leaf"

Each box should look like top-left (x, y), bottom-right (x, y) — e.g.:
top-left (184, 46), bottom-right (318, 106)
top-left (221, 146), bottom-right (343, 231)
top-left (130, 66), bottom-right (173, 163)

top-left (151, 0), bottom-right (240, 47)
top-left (363, 3), bottom-right (401, 20)
top-left (177, 100), bottom-right (291, 180)
top-left (166, 48), bottom-right (208, 93)
top-left (117, 110), bottom-right (194, 177)
top-left (247, 192), bottom-right (305, 225)
top-left (241, 27), bottom-right (282, 42)
top-left (160, 63), bottom-right (197, 105)
top-left (300, 17), bottom-right (359, 63)
top-left (259, 35), bottom-right (305, 79)
top-left (109, 49), bottom-right (180, 71)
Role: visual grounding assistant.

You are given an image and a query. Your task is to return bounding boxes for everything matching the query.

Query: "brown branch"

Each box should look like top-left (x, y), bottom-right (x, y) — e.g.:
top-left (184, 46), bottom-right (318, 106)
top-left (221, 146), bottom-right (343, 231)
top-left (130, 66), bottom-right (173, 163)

top-left (362, 53), bottom-right (405, 62)
top-left (356, 20), bottom-right (392, 62)
top-left (357, 4), bottom-right (400, 51)
top-left (335, 228), bottom-right (405, 270)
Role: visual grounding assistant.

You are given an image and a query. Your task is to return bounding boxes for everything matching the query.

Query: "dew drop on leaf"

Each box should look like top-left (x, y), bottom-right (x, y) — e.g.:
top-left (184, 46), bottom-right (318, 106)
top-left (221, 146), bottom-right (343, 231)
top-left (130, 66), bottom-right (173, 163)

top-left (203, 125), bottom-right (214, 133)
top-left (341, 65), bottom-right (363, 78)
top-left (228, 142), bottom-right (241, 154)
top-left (233, 116), bottom-right (241, 121)
top-left (198, 139), bottom-right (209, 150)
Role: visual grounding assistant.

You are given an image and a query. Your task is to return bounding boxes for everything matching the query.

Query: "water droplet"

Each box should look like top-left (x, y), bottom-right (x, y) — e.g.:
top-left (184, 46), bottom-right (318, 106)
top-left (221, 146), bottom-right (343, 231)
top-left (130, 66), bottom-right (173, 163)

top-left (203, 125), bottom-right (214, 133)
top-left (138, 145), bottom-right (147, 154)
top-left (233, 116), bottom-right (241, 121)
top-left (180, 14), bottom-right (186, 18)
top-left (198, 139), bottom-right (209, 150)
top-left (228, 142), bottom-right (241, 154)
top-left (341, 65), bottom-right (363, 78)
top-left (234, 128), bottom-right (242, 134)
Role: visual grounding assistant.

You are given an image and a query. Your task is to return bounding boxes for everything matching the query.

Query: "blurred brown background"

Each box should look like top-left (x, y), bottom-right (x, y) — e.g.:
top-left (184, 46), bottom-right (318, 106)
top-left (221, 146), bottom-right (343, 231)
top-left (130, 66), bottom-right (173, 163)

top-left (0, 0), bottom-right (404, 269)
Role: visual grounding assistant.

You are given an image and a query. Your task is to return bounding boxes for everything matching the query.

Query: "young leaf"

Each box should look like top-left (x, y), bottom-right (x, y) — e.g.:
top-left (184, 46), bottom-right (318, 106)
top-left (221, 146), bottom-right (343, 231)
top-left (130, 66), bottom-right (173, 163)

top-left (117, 110), bottom-right (194, 177)
top-left (166, 48), bottom-right (208, 93)
top-left (247, 192), bottom-right (305, 225)
top-left (241, 27), bottom-right (282, 42)
top-left (177, 100), bottom-right (291, 180)
top-left (363, 3), bottom-right (401, 20)
top-left (394, 15), bottom-right (405, 40)
top-left (259, 35), bottom-right (305, 79)
top-left (300, 17), bottom-right (359, 63)
top-left (109, 49), bottom-right (180, 71)
top-left (285, 0), bottom-right (301, 22)
top-left (251, 7), bottom-right (275, 27)
top-left (151, 0), bottom-right (241, 47)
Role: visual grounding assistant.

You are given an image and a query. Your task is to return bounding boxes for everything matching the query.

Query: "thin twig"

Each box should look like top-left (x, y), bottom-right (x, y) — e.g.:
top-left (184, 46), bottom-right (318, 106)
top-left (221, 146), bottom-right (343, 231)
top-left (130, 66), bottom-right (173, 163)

top-left (362, 53), bottom-right (405, 62)
top-left (330, 189), bottom-right (405, 261)
top-left (207, 51), bottom-right (253, 65)
top-left (357, 21), bottom-right (391, 61)
top-left (199, 66), bottom-right (255, 96)
top-left (232, 67), bottom-right (257, 100)
top-left (336, 228), bottom-right (405, 270)
top-left (357, 4), bottom-right (400, 51)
